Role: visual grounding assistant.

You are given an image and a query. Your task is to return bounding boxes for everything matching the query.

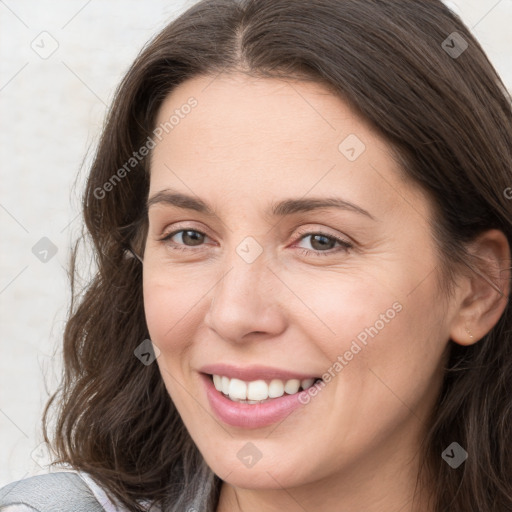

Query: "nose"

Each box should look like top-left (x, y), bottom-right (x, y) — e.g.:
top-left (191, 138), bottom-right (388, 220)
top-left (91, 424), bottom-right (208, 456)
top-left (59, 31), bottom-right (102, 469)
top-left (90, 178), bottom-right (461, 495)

top-left (203, 251), bottom-right (287, 343)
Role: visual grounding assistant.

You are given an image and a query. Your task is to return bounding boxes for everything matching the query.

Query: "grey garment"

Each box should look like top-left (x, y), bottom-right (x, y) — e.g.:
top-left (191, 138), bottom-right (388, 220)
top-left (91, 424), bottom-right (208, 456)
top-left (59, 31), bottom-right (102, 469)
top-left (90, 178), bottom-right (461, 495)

top-left (161, 459), bottom-right (221, 512)
top-left (0, 472), bottom-right (105, 512)
top-left (0, 462), bottom-right (221, 512)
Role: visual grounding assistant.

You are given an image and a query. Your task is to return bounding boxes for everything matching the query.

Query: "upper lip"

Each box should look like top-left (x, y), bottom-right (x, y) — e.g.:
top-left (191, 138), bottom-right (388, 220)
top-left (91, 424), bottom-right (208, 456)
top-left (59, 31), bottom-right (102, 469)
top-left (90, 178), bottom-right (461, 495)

top-left (199, 363), bottom-right (320, 382)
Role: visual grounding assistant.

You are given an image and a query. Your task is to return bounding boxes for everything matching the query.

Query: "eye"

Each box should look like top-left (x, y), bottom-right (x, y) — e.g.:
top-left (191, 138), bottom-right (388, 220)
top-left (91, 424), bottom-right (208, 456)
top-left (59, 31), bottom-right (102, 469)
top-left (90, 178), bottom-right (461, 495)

top-left (159, 228), bottom-right (212, 251)
top-left (158, 227), bottom-right (353, 257)
top-left (294, 231), bottom-right (353, 257)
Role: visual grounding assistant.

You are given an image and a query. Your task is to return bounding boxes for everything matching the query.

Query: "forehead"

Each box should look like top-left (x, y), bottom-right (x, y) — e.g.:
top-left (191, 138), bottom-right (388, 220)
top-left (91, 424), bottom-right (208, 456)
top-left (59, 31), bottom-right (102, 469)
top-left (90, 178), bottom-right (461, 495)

top-left (152, 72), bottom-right (376, 156)
top-left (148, 73), bottom-right (427, 222)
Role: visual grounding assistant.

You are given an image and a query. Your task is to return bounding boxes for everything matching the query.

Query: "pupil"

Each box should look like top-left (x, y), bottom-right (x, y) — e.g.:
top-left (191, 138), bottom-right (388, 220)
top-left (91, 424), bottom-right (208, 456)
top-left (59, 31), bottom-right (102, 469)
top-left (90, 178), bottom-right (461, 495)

top-left (311, 235), bottom-right (333, 251)
top-left (183, 230), bottom-right (203, 246)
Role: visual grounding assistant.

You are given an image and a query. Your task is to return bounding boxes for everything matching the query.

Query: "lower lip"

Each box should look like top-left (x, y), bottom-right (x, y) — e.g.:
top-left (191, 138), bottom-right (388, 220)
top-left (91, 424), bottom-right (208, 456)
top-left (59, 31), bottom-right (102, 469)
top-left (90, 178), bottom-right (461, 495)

top-left (201, 373), bottom-right (309, 429)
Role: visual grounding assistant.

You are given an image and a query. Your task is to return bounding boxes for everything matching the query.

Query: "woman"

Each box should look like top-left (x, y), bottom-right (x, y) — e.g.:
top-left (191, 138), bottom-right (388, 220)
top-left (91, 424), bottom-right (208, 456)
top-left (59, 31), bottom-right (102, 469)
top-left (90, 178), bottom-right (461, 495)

top-left (1, 0), bottom-right (511, 510)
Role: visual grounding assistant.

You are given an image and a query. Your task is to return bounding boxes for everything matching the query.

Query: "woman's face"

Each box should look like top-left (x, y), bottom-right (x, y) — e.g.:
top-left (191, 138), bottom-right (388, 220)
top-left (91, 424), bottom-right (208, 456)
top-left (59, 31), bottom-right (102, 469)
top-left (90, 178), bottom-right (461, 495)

top-left (142, 73), bottom-right (455, 499)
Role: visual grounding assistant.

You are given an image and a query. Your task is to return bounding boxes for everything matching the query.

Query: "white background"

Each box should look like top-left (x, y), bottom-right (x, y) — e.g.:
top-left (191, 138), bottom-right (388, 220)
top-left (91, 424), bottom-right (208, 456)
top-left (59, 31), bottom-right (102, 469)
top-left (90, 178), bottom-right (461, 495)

top-left (1, 0), bottom-right (511, 486)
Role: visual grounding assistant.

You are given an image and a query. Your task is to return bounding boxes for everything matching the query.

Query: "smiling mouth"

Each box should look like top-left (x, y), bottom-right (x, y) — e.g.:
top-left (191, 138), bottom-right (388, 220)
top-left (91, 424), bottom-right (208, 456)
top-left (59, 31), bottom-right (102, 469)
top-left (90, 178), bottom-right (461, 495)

top-left (208, 373), bottom-right (323, 404)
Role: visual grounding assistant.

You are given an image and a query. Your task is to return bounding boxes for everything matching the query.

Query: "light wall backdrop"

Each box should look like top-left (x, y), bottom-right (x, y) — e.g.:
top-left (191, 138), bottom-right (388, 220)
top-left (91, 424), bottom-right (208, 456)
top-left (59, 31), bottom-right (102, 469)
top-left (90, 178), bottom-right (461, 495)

top-left (1, 0), bottom-right (511, 486)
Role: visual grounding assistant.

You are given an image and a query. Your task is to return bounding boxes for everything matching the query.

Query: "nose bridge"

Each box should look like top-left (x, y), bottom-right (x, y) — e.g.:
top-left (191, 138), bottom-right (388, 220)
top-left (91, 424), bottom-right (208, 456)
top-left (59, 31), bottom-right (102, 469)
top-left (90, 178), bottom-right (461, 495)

top-left (223, 247), bottom-right (268, 299)
top-left (204, 239), bottom-right (286, 340)
top-left (218, 233), bottom-right (270, 295)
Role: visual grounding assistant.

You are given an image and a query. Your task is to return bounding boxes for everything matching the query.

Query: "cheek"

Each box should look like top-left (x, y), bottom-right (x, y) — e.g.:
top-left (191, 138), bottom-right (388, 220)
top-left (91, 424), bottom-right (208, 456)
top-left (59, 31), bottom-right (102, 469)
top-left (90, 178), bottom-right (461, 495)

top-left (296, 278), bottom-right (446, 461)
top-left (142, 270), bottom-right (207, 411)
top-left (142, 269), bottom-right (207, 352)
top-left (286, 269), bottom-right (399, 351)
top-left (331, 277), bottom-right (447, 429)
top-left (289, 261), bottom-right (446, 385)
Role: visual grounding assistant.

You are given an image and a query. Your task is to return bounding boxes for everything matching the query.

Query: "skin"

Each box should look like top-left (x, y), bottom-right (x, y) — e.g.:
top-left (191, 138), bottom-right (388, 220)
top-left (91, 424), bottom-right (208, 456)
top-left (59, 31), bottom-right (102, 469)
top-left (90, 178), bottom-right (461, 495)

top-left (142, 73), bottom-right (510, 512)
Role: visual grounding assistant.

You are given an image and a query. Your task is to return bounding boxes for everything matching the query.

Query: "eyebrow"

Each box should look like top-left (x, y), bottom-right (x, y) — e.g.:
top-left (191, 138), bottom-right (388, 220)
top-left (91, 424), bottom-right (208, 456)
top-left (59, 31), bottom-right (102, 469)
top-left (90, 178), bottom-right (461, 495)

top-left (147, 189), bottom-right (375, 220)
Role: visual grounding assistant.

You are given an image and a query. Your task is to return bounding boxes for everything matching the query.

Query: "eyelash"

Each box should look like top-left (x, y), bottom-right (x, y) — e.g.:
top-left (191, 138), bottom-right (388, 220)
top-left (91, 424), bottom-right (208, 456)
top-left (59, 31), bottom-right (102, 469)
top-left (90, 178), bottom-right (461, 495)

top-left (158, 227), bottom-right (353, 257)
top-left (294, 229), bottom-right (353, 257)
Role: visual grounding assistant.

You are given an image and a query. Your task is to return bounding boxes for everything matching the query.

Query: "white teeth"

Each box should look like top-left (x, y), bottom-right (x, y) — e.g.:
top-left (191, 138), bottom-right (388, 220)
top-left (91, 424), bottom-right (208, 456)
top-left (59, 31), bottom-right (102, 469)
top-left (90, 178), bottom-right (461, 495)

top-left (301, 378), bottom-right (315, 390)
top-left (211, 374), bottom-right (319, 402)
top-left (228, 378), bottom-right (247, 400)
top-left (213, 375), bottom-right (222, 391)
top-left (247, 380), bottom-right (268, 401)
top-left (268, 379), bottom-right (284, 398)
top-left (284, 379), bottom-right (300, 395)
top-left (221, 376), bottom-right (230, 395)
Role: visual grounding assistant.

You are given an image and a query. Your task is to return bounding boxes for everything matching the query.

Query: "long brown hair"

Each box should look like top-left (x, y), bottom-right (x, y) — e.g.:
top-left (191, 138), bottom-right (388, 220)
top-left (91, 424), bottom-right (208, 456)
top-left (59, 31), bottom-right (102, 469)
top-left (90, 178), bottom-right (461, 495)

top-left (43, 1), bottom-right (512, 510)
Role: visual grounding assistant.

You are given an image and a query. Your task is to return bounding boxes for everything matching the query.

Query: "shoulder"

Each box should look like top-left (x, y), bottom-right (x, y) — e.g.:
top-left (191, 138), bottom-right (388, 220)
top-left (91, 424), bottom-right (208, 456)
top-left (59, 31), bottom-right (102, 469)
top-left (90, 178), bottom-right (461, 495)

top-left (0, 506), bottom-right (38, 512)
top-left (0, 471), bottom-right (111, 512)
top-left (0, 470), bottom-right (161, 512)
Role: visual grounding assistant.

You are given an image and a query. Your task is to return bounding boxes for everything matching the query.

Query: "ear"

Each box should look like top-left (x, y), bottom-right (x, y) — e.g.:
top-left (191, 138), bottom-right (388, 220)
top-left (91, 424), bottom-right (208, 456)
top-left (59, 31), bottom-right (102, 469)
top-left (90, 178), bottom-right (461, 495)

top-left (450, 229), bottom-right (511, 346)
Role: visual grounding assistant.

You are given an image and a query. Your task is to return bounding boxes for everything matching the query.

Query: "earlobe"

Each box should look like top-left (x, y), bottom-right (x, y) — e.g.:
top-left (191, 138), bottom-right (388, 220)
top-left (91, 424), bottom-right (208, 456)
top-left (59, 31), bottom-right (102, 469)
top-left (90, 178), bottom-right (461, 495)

top-left (450, 314), bottom-right (480, 347)
top-left (449, 229), bottom-right (511, 347)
